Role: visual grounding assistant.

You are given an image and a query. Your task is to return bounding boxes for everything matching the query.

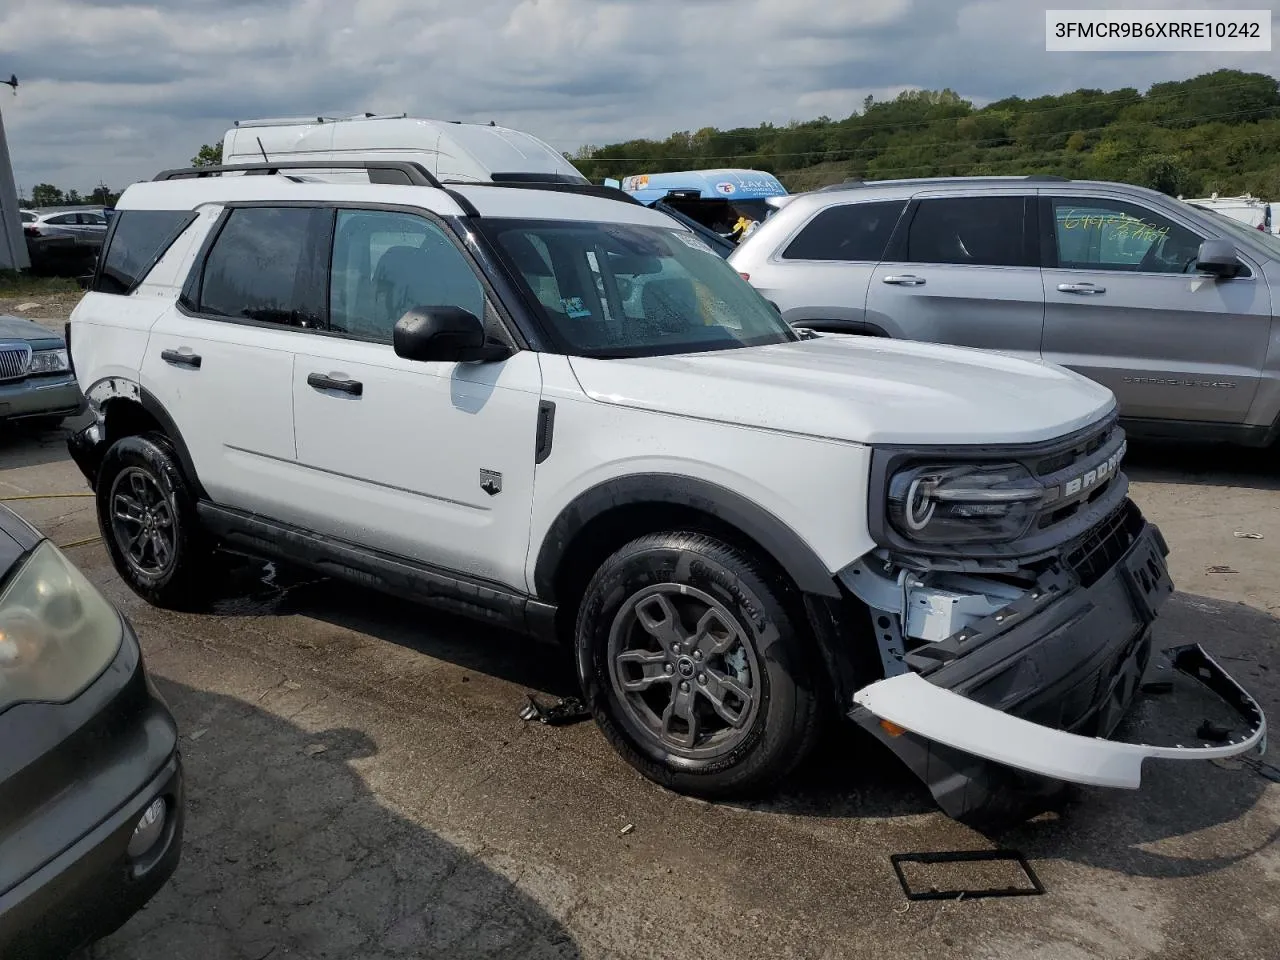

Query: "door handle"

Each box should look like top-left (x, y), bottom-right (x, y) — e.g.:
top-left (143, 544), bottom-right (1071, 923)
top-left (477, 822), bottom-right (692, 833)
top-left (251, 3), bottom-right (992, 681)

top-left (160, 349), bottom-right (201, 369)
top-left (882, 275), bottom-right (926, 286)
top-left (1057, 282), bottom-right (1106, 295)
top-left (307, 372), bottom-right (363, 396)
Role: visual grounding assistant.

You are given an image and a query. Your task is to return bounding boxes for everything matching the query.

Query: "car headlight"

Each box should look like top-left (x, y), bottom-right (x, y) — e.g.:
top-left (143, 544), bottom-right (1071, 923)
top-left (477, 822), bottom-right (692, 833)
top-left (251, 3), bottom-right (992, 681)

top-left (29, 348), bottom-right (70, 374)
top-left (887, 462), bottom-right (1044, 544)
top-left (0, 541), bottom-right (123, 713)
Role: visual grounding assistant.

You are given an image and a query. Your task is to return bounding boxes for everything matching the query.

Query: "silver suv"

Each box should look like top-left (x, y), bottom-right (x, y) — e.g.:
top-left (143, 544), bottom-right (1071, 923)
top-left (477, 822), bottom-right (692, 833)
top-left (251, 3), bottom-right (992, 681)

top-left (729, 176), bottom-right (1280, 448)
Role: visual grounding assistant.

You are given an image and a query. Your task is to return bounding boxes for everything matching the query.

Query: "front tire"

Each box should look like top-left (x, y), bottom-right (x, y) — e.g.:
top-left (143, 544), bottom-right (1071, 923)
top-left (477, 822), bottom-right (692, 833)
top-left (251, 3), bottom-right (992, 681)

top-left (575, 532), bottom-right (822, 798)
top-left (96, 433), bottom-right (211, 610)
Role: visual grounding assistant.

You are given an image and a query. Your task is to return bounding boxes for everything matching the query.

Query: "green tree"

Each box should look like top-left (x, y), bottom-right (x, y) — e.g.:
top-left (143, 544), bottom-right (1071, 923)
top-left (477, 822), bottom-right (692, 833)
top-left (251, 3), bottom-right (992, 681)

top-left (569, 70), bottom-right (1280, 194)
top-left (30, 183), bottom-right (63, 206)
top-left (1134, 154), bottom-right (1190, 195)
top-left (191, 142), bottom-right (223, 167)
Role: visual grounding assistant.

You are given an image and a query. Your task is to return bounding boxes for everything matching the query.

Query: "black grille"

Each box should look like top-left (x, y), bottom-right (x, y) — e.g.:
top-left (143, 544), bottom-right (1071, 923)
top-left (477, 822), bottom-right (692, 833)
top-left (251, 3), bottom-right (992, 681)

top-left (1034, 424), bottom-right (1113, 477)
top-left (1064, 499), bottom-right (1144, 589)
top-left (0, 347), bottom-right (29, 381)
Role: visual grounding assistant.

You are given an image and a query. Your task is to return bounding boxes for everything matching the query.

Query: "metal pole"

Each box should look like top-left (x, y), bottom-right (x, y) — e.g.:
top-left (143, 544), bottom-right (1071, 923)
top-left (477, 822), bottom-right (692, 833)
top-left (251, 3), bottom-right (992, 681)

top-left (0, 81), bottom-right (30, 271)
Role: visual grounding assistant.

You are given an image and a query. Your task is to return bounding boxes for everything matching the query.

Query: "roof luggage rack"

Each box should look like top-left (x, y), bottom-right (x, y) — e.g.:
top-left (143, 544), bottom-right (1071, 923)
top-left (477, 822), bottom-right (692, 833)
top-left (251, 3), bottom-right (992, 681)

top-left (445, 179), bottom-right (642, 205)
top-left (151, 161), bottom-right (641, 212)
top-left (153, 159), bottom-right (444, 189)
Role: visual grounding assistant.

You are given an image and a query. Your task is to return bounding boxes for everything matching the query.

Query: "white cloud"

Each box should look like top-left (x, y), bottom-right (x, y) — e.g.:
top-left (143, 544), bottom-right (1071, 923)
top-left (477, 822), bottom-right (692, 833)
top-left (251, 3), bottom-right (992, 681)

top-left (0, 0), bottom-right (1277, 193)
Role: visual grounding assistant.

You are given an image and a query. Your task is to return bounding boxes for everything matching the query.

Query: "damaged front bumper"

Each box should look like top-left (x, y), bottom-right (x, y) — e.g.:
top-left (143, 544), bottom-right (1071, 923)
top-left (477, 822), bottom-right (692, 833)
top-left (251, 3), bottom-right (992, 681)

top-left (845, 505), bottom-right (1267, 821)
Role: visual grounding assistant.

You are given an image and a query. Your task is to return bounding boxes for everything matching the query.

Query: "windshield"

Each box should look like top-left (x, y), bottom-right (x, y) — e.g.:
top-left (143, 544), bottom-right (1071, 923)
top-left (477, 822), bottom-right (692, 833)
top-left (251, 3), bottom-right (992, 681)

top-left (479, 218), bottom-right (797, 358)
top-left (1195, 205), bottom-right (1280, 258)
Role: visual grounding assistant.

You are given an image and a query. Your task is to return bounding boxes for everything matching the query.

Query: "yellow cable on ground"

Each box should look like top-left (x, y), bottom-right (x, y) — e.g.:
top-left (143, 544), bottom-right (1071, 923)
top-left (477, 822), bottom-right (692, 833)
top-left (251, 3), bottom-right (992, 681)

top-left (0, 493), bottom-right (94, 501)
top-left (0, 493), bottom-right (100, 547)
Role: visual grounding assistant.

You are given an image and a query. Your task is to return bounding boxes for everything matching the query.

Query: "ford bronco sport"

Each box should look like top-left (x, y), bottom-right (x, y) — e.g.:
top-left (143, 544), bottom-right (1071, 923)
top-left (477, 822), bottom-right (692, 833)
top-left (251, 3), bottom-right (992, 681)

top-left (66, 158), bottom-right (1266, 822)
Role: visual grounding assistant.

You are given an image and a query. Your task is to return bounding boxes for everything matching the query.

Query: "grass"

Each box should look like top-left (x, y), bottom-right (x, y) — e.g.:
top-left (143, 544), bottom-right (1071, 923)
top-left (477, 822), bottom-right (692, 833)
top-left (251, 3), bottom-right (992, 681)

top-left (0, 270), bottom-right (82, 298)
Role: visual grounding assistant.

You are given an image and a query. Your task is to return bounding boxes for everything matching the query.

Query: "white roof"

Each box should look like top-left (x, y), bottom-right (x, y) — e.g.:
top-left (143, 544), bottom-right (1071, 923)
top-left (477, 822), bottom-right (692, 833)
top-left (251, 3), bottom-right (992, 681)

top-left (222, 116), bottom-right (585, 184)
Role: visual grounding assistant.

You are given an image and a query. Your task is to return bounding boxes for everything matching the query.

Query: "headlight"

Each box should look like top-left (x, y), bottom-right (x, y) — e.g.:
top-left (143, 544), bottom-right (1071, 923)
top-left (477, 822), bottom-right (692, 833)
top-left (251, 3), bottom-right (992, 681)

top-left (0, 541), bottom-right (123, 713)
top-left (29, 348), bottom-right (70, 374)
top-left (887, 462), bottom-right (1043, 544)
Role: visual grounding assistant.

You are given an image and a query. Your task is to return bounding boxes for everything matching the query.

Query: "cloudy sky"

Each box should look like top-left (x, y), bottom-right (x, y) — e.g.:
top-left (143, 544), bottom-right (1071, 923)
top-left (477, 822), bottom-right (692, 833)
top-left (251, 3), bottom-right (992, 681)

top-left (1, 0), bottom-right (1277, 195)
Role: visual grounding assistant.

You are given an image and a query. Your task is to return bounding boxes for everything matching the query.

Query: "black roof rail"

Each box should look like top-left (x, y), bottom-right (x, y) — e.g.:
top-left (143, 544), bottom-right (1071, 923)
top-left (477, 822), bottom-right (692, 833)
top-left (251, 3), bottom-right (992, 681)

top-left (444, 179), bottom-right (643, 205)
top-left (152, 160), bottom-right (444, 189)
top-left (1024, 174), bottom-right (1070, 182)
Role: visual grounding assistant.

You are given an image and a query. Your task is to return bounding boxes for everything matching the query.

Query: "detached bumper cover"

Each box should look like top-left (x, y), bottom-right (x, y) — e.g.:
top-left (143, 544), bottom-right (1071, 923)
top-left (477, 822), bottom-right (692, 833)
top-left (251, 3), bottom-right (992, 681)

top-left (67, 415), bottom-right (108, 489)
top-left (849, 515), bottom-right (1268, 819)
top-left (854, 644), bottom-right (1265, 790)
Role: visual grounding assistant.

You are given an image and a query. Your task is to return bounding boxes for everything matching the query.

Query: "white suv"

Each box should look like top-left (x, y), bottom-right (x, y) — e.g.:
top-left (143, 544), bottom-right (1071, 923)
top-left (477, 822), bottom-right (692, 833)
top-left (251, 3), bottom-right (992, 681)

top-left (67, 158), bottom-right (1265, 823)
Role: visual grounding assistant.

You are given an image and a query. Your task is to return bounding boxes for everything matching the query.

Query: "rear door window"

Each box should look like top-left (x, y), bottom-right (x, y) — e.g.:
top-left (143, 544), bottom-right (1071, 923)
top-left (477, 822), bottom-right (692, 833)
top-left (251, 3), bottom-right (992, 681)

top-left (905, 196), bottom-right (1031, 267)
top-left (782, 201), bottom-right (906, 261)
top-left (94, 209), bottom-right (198, 295)
top-left (196, 207), bottom-right (330, 328)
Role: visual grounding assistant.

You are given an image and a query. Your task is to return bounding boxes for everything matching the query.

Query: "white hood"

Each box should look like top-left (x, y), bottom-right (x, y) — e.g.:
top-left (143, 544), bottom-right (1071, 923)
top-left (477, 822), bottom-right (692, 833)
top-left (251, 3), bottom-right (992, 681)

top-left (568, 335), bottom-right (1116, 446)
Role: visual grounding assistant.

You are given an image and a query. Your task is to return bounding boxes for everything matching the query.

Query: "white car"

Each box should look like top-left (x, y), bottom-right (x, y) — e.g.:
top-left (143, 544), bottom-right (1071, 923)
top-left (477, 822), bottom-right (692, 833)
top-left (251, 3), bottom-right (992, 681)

top-left (66, 157), bottom-right (1266, 823)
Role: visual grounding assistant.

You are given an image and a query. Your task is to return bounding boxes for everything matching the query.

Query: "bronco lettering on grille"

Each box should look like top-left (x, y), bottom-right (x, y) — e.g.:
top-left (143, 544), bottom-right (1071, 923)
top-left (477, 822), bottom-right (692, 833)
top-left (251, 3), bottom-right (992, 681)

top-left (1059, 443), bottom-right (1125, 499)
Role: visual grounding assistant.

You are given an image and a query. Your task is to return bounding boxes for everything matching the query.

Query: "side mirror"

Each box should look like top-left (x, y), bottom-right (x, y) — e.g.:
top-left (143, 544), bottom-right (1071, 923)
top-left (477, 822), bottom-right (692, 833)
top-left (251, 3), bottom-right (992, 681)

top-left (1196, 238), bottom-right (1241, 279)
top-left (392, 306), bottom-right (510, 363)
top-left (76, 274), bottom-right (94, 291)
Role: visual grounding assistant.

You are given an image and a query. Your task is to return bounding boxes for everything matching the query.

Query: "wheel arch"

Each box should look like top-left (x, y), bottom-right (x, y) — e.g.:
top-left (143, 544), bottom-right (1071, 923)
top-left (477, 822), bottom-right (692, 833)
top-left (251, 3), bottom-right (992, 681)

top-left (87, 377), bottom-right (207, 500)
top-left (533, 474), bottom-right (841, 608)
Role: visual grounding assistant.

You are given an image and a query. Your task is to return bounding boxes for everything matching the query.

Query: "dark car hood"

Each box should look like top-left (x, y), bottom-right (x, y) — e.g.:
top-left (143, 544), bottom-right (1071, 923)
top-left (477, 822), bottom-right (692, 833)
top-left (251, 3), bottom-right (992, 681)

top-left (0, 315), bottom-right (62, 343)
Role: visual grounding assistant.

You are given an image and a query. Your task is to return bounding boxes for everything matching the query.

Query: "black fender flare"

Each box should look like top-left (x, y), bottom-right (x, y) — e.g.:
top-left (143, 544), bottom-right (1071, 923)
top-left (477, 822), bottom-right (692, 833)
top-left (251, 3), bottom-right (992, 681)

top-left (85, 377), bottom-right (207, 500)
top-left (533, 473), bottom-right (840, 601)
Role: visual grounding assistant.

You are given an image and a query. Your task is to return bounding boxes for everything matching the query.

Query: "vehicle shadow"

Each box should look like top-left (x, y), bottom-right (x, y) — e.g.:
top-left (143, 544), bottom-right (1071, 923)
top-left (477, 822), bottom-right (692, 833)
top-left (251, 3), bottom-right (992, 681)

top-left (200, 560), bottom-right (1279, 880)
top-left (0, 421), bottom-right (78, 470)
top-left (93, 678), bottom-right (582, 960)
top-left (1124, 438), bottom-right (1279, 491)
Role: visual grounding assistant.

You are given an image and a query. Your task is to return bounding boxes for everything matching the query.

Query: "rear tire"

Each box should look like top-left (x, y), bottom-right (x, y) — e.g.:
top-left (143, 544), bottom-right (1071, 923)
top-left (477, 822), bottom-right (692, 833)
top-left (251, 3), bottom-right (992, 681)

top-left (96, 433), bottom-right (212, 610)
top-left (575, 532), bottom-right (822, 798)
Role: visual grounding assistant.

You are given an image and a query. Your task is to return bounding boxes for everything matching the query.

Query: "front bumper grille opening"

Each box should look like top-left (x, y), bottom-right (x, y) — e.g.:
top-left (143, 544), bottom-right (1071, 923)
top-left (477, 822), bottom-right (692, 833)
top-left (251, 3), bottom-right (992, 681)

top-left (1064, 500), bottom-right (1145, 589)
top-left (0, 347), bottom-right (30, 381)
top-left (1037, 475), bottom-right (1120, 530)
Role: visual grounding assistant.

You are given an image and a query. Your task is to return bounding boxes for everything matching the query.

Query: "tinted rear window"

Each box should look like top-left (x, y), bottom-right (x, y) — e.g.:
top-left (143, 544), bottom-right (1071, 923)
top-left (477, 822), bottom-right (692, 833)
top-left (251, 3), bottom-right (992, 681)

top-left (905, 196), bottom-right (1029, 267)
top-left (782, 200), bottom-right (906, 261)
top-left (196, 207), bottom-right (328, 328)
top-left (95, 210), bottom-right (197, 295)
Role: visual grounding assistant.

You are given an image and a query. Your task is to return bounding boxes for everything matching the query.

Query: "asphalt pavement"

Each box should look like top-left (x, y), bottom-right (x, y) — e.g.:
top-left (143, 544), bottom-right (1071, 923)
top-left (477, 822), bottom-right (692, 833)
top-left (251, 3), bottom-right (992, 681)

top-left (1, 423), bottom-right (1277, 960)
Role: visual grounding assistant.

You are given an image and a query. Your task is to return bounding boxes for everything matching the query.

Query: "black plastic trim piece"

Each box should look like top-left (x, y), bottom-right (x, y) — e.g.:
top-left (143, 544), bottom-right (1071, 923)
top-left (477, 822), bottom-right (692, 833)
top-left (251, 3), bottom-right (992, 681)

top-left (489, 172), bottom-right (592, 185)
top-left (445, 190), bottom-right (481, 217)
top-left (154, 159), bottom-right (444, 188)
top-left (306, 372), bottom-right (362, 396)
top-left (533, 474), bottom-right (840, 601)
top-left (197, 503), bottom-right (555, 638)
top-left (160, 349), bottom-right (201, 369)
top-left (534, 400), bottom-right (555, 464)
top-left (450, 181), bottom-right (642, 205)
top-left (137, 388), bottom-right (209, 501)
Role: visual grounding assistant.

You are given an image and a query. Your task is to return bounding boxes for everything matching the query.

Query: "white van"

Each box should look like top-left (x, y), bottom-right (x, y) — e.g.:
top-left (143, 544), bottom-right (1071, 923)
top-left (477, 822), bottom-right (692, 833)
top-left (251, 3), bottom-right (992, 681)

top-left (221, 113), bottom-right (587, 185)
top-left (1180, 193), bottom-right (1273, 233)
